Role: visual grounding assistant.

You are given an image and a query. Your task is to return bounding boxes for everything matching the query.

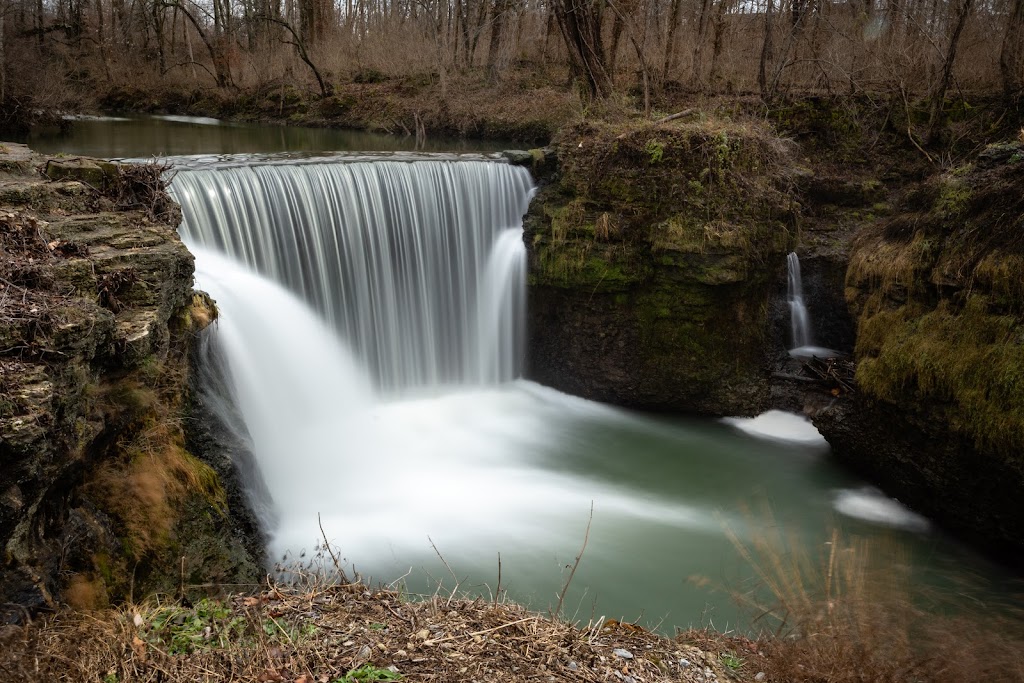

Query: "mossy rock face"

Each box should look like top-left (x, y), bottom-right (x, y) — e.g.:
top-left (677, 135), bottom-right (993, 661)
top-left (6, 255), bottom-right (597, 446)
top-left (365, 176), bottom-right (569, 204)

top-left (525, 118), bottom-right (797, 415)
top-left (0, 146), bottom-right (262, 622)
top-left (814, 141), bottom-right (1024, 563)
top-left (44, 159), bottom-right (120, 189)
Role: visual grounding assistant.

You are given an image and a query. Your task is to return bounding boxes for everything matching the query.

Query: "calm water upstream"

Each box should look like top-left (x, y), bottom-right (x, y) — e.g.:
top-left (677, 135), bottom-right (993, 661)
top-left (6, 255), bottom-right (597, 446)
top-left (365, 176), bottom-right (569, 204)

top-left (32, 115), bottom-right (1020, 632)
top-left (22, 114), bottom-right (513, 157)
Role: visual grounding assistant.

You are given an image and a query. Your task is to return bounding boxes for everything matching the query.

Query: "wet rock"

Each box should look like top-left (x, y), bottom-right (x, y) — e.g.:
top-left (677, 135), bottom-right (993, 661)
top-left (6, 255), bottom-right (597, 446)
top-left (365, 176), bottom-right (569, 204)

top-left (501, 150), bottom-right (533, 166)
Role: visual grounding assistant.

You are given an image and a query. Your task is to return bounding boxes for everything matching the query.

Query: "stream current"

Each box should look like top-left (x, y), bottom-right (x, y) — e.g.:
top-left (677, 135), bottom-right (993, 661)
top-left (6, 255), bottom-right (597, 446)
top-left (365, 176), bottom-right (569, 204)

top-left (32, 115), bottom-right (1020, 631)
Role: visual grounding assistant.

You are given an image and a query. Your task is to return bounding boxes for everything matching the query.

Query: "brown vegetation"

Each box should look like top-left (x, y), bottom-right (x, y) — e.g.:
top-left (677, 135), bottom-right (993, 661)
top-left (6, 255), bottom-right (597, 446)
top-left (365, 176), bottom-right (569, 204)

top-left (0, 577), bottom-right (742, 682)
top-left (1, 0), bottom-right (1022, 138)
top-left (2, 525), bottom-right (1023, 682)
top-left (727, 522), bottom-right (1024, 682)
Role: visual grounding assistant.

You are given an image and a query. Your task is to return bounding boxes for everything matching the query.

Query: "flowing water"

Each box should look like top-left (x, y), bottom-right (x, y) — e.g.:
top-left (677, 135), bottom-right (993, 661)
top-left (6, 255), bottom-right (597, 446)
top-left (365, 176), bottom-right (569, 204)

top-left (787, 252), bottom-right (812, 349)
top-left (35, 117), bottom-right (1021, 631)
top-left (786, 252), bottom-right (841, 359)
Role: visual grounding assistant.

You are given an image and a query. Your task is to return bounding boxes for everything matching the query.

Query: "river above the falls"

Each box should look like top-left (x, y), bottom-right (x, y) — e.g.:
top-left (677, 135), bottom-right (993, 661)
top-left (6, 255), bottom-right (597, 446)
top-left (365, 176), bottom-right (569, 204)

top-left (32, 116), bottom-right (1021, 633)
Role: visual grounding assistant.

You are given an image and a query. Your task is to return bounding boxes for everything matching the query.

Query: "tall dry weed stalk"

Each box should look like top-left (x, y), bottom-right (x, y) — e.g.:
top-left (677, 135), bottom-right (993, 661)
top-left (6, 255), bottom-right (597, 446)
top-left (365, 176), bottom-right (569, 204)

top-left (723, 511), bottom-right (1024, 682)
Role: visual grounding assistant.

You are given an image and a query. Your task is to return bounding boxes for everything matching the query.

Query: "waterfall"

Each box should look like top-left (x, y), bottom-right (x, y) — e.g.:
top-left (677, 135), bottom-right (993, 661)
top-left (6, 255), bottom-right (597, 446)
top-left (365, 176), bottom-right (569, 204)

top-left (170, 156), bottom-right (541, 561)
top-left (171, 159), bottom-right (534, 393)
top-left (787, 252), bottom-right (812, 350)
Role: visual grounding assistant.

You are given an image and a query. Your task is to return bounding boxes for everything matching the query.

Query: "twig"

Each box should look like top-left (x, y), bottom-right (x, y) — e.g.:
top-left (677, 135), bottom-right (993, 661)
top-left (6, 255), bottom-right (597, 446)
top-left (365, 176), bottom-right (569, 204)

top-left (554, 502), bottom-right (593, 619)
top-left (318, 513), bottom-right (349, 583)
top-left (615, 108), bottom-right (698, 140)
top-left (427, 535), bottom-right (462, 608)
top-left (494, 552), bottom-right (502, 608)
top-left (424, 616), bottom-right (539, 645)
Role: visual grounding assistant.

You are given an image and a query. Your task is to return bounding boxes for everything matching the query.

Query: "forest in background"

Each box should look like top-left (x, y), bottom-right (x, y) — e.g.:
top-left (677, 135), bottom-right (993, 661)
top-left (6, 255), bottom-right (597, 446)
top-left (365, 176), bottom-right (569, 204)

top-left (0, 0), bottom-right (1022, 136)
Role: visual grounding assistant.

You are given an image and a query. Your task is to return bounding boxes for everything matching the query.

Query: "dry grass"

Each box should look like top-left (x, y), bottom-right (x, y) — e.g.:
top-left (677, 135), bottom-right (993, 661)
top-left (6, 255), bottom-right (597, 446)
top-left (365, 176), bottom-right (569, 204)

top-left (854, 296), bottom-right (1024, 456)
top-left (720, 516), bottom-right (1024, 683)
top-left (5, 527), bottom-right (1023, 683)
top-left (0, 578), bottom-right (738, 683)
top-left (845, 228), bottom-right (933, 303)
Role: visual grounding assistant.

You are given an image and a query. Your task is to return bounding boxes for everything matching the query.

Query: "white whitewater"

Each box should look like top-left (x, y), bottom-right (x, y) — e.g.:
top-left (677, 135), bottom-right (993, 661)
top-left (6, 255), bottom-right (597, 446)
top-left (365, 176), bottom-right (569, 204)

top-left (172, 159), bottom-right (533, 393)
top-left (172, 158), bottom-right (726, 565)
top-left (169, 157), bottom-right (971, 627)
top-left (723, 409), bottom-right (828, 447)
top-left (787, 251), bottom-right (812, 349)
top-left (786, 252), bottom-right (839, 358)
top-left (833, 487), bottom-right (930, 532)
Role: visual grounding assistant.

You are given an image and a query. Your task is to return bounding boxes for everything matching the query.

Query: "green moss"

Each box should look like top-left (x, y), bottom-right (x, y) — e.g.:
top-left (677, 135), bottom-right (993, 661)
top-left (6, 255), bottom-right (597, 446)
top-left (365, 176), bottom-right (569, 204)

top-left (644, 139), bottom-right (665, 164)
top-left (533, 240), bottom-right (646, 291)
top-left (768, 97), bottom-right (865, 160)
top-left (652, 215), bottom-right (707, 253)
top-left (934, 177), bottom-right (971, 217)
top-left (856, 296), bottom-right (1024, 457)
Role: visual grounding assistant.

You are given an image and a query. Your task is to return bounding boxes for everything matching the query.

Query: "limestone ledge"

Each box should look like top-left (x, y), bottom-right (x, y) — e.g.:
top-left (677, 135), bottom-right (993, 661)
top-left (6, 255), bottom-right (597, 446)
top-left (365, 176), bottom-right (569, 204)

top-left (0, 143), bottom-right (259, 621)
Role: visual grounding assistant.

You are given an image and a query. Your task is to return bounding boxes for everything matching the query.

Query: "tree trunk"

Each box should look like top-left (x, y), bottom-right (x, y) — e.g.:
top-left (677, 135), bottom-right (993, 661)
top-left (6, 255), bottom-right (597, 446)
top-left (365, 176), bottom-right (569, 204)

top-left (606, 0), bottom-right (651, 115)
top-left (1001, 0), bottom-right (1024, 99)
top-left (758, 0), bottom-right (775, 100)
top-left (542, 3), bottom-right (557, 63)
top-left (691, 0), bottom-right (713, 83)
top-left (486, 0), bottom-right (509, 79)
top-left (708, 0), bottom-right (734, 85)
top-left (608, 12), bottom-right (623, 75)
top-left (662, 0), bottom-right (683, 82)
top-left (553, 0), bottom-right (612, 98)
top-left (0, 9), bottom-right (5, 104)
top-left (927, 0), bottom-right (974, 142)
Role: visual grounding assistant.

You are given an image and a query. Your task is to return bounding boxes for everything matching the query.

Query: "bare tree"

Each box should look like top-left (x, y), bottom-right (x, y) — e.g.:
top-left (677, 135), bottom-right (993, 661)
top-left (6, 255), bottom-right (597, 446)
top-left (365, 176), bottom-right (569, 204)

top-left (661, 0), bottom-right (683, 82)
top-left (928, 0), bottom-right (975, 141)
top-left (758, 0), bottom-right (776, 100)
top-left (261, 13), bottom-right (332, 94)
top-left (552, 0), bottom-right (612, 98)
top-left (1001, 0), bottom-right (1024, 99)
top-left (0, 3), bottom-right (5, 104)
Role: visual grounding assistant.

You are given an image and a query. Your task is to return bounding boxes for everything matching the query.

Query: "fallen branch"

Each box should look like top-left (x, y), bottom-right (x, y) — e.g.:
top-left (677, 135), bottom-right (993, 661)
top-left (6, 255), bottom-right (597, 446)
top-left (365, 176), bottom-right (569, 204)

top-left (654, 107), bottom-right (697, 124)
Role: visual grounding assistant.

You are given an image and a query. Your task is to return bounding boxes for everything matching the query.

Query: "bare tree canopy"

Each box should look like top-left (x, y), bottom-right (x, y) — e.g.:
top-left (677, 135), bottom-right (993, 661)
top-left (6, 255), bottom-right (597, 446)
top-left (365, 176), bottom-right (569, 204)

top-left (0, 0), bottom-right (1019, 127)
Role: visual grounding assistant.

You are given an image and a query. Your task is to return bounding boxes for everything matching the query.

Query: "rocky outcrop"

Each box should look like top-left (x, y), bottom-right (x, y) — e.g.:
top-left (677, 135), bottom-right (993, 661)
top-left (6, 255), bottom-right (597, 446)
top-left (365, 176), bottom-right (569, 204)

top-left (524, 119), bottom-right (799, 415)
top-left (806, 142), bottom-right (1024, 564)
top-left (0, 144), bottom-right (261, 621)
top-left (522, 113), bottom-right (1024, 565)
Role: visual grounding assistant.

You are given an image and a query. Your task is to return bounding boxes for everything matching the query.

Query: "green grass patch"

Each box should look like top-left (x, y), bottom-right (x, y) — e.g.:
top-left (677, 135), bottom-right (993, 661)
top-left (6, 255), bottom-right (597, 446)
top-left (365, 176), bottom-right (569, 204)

top-left (335, 665), bottom-right (402, 682)
top-left (144, 599), bottom-right (246, 655)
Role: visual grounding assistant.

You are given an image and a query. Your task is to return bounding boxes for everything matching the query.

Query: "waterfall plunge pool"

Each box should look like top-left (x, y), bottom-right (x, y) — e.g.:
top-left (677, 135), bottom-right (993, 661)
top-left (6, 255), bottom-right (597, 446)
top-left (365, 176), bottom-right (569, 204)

top-left (165, 153), bottom-right (1017, 632)
top-left (28, 118), bottom-right (1018, 632)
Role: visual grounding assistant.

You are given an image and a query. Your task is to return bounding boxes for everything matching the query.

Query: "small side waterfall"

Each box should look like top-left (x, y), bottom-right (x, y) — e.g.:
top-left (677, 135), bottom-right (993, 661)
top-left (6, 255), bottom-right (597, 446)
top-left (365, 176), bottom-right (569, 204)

top-left (787, 252), bottom-right (812, 350)
top-left (171, 159), bottom-right (534, 393)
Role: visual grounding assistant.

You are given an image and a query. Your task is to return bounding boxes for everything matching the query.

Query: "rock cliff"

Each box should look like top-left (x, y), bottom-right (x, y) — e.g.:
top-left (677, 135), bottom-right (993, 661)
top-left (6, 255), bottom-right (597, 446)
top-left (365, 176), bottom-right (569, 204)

top-left (523, 115), bottom-right (1024, 565)
top-left (524, 119), bottom-right (799, 415)
top-left (0, 144), bottom-right (260, 621)
top-left (808, 141), bottom-right (1024, 564)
